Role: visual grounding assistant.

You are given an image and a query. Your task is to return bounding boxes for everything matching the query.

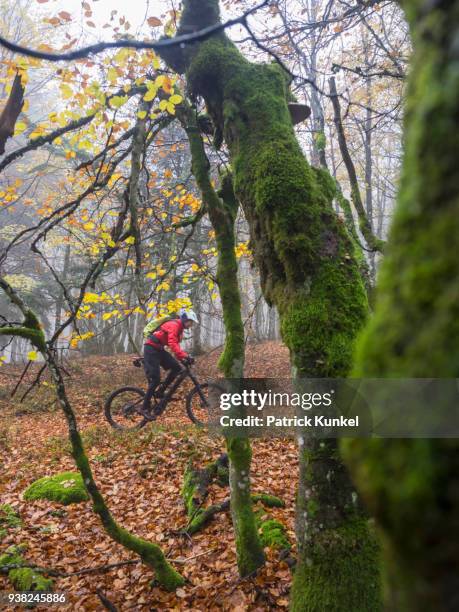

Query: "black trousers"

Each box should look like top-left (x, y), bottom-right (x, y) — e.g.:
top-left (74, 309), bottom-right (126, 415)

top-left (143, 344), bottom-right (181, 410)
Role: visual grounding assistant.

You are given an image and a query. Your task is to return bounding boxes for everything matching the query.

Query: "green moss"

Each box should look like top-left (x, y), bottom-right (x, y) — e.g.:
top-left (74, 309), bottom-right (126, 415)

top-left (0, 545), bottom-right (53, 593)
top-left (186, 504), bottom-right (219, 535)
top-left (257, 515), bottom-right (291, 551)
top-left (181, 464), bottom-right (199, 518)
top-left (216, 463), bottom-right (229, 487)
top-left (24, 472), bottom-right (89, 506)
top-left (252, 493), bottom-right (285, 508)
top-left (231, 501), bottom-right (266, 576)
top-left (290, 519), bottom-right (381, 612)
top-left (9, 568), bottom-right (53, 592)
top-left (0, 544), bottom-right (26, 568)
top-left (306, 498), bottom-right (319, 518)
top-left (178, 97), bottom-right (264, 577)
top-left (315, 131), bottom-right (326, 152)
top-left (0, 504), bottom-right (21, 535)
top-left (0, 310), bottom-right (46, 352)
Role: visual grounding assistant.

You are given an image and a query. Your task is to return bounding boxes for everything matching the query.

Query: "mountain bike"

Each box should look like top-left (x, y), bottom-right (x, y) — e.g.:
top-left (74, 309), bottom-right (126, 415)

top-left (104, 358), bottom-right (221, 431)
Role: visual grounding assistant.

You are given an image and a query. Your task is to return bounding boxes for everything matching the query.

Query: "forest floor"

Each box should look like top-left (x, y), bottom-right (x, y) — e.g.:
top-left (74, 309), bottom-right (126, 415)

top-left (0, 341), bottom-right (298, 611)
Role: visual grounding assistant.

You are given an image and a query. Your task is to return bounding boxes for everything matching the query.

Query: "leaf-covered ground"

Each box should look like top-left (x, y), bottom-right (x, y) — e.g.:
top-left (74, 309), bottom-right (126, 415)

top-left (0, 342), bottom-right (298, 611)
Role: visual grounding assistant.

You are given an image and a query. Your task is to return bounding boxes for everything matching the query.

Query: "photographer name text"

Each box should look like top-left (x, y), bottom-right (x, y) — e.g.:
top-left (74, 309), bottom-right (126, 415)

top-left (219, 415), bottom-right (359, 428)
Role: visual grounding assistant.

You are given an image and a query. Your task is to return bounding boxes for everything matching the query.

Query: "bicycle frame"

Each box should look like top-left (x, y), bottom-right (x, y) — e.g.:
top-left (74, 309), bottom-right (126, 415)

top-left (150, 365), bottom-right (203, 416)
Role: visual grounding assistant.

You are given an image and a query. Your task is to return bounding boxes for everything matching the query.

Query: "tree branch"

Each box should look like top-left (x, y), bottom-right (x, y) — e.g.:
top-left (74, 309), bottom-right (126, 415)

top-left (329, 76), bottom-right (384, 253)
top-left (0, 72), bottom-right (24, 154)
top-left (0, 1), bottom-right (269, 61)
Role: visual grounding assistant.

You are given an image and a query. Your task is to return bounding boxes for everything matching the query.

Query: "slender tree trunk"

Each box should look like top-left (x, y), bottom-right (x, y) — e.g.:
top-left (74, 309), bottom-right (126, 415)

top-left (160, 2), bottom-right (381, 608)
top-left (179, 103), bottom-right (265, 576)
top-left (364, 76), bottom-right (376, 281)
top-left (343, 2), bottom-right (459, 609)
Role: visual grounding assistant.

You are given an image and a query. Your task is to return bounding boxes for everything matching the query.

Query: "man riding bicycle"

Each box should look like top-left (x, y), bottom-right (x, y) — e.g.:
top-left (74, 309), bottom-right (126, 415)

top-left (141, 308), bottom-right (199, 417)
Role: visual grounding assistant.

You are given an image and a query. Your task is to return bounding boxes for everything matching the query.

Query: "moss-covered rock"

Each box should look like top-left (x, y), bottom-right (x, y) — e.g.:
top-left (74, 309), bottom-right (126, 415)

top-left (24, 472), bottom-right (89, 506)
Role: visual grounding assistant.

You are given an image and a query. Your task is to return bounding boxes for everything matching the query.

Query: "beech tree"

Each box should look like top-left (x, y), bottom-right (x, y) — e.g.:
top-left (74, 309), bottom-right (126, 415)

top-left (158, 1), bottom-right (380, 609)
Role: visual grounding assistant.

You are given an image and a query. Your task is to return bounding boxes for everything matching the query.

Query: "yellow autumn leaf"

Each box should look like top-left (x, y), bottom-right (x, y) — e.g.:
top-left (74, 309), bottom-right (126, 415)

top-left (83, 222), bottom-right (95, 230)
top-left (146, 272), bottom-right (157, 280)
top-left (110, 95), bottom-right (128, 109)
top-left (83, 292), bottom-right (100, 304)
top-left (60, 84), bottom-right (73, 99)
top-left (114, 48), bottom-right (130, 64)
top-left (137, 110), bottom-right (147, 119)
top-left (14, 121), bottom-right (27, 135)
top-left (143, 88), bottom-right (157, 102)
top-left (158, 99), bottom-right (168, 111)
top-left (107, 66), bottom-right (118, 84)
top-left (102, 312), bottom-right (113, 321)
top-left (124, 236), bottom-right (136, 245)
top-left (27, 350), bottom-right (38, 361)
top-left (169, 94), bottom-right (182, 104)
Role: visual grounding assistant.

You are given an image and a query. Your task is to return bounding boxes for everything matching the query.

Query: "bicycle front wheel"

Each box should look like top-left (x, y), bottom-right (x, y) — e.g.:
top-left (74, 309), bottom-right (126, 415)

top-left (186, 382), bottom-right (223, 427)
top-left (104, 386), bottom-right (147, 430)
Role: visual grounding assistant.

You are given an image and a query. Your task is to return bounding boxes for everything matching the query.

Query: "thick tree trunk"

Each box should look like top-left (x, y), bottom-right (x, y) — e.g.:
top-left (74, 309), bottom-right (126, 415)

top-left (343, 2), bottom-right (459, 610)
top-left (160, 2), bottom-right (380, 609)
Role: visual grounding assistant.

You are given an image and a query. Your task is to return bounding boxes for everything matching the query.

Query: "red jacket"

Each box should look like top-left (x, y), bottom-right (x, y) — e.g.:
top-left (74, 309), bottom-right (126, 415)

top-left (145, 319), bottom-right (188, 360)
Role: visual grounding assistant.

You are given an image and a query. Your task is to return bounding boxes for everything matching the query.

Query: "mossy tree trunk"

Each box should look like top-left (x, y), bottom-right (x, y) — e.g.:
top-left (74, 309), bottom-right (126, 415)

top-left (160, 2), bottom-right (381, 609)
top-left (178, 102), bottom-right (265, 576)
top-left (342, 2), bottom-right (459, 610)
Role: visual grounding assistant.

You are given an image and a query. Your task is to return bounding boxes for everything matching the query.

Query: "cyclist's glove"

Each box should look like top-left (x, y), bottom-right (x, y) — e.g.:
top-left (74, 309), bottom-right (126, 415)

top-left (182, 356), bottom-right (195, 366)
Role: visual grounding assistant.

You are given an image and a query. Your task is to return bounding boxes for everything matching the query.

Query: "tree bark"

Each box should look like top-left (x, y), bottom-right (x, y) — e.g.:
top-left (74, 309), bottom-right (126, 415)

top-left (160, 2), bottom-right (381, 609)
top-left (343, 2), bottom-right (459, 609)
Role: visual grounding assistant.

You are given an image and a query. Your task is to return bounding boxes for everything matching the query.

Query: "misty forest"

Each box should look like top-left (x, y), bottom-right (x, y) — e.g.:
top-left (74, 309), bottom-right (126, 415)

top-left (0, 0), bottom-right (457, 610)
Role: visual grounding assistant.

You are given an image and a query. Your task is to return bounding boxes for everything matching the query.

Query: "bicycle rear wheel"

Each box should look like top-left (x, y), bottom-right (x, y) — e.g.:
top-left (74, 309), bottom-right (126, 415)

top-left (186, 382), bottom-right (223, 427)
top-left (104, 386), bottom-right (148, 430)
